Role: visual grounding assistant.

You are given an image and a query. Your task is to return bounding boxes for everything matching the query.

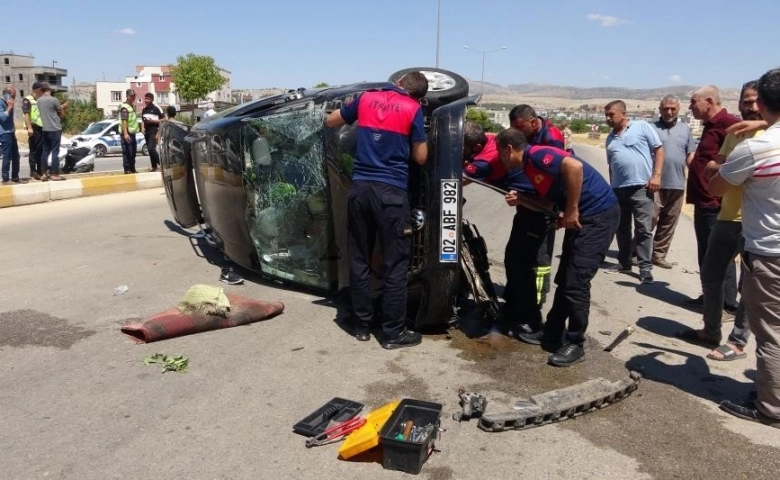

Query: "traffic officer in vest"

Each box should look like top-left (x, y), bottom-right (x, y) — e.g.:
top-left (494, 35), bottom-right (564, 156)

top-left (119, 89), bottom-right (141, 174)
top-left (22, 82), bottom-right (45, 179)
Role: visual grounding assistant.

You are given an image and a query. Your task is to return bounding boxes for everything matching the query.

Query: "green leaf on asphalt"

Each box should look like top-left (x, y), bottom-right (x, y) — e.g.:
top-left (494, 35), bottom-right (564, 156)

top-left (143, 353), bottom-right (189, 373)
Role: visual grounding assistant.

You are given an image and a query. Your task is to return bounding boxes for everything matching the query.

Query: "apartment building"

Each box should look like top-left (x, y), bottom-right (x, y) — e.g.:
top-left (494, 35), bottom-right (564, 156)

top-left (95, 64), bottom-right (231, 117)
top-left (1, 52), bottom-right (68, 120)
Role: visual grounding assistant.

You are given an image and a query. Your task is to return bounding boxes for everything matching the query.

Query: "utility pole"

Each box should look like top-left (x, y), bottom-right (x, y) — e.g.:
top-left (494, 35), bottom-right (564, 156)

top-left (462, 46), bottom-right (508, 93)
top-left (435, 0), bottom-right (441, 68)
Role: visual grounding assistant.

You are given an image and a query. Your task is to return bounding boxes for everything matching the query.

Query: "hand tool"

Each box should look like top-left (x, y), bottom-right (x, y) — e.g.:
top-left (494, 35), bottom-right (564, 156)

top-left (305, 417), bottom-right (367, 448)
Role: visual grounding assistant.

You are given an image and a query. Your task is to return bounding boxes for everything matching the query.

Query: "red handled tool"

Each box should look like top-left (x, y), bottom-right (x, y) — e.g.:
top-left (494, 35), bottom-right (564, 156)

top-left (305, 417), bottom-right (367, 448)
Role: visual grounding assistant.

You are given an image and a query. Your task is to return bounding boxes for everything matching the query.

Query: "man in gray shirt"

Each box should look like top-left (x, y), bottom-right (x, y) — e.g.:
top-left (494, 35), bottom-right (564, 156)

top-left (36, 83), bottom-right (67, 180)
top-left (652, 95), bottom-right (696, 268)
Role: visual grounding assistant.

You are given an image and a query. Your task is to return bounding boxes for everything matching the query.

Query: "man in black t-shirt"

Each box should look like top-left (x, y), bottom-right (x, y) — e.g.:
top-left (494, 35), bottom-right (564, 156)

top-left (141, 93), bottom-right (163, 172)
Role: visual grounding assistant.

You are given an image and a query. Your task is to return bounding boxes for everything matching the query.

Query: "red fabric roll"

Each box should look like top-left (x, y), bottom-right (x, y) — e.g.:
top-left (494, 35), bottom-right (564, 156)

top-left (121, 294), bottom-right (284, 343)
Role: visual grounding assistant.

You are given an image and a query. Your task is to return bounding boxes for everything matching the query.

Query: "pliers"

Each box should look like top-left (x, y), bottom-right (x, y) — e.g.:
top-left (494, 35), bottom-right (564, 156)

top-left (305, 417), bottom-right (367, 448)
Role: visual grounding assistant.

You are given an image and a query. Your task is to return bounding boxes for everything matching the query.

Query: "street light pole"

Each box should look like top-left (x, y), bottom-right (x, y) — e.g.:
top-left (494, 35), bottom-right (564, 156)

top-left (462, 46), bottom-right (507, 93)
top-left (435, 0), bottom-right (441, 68)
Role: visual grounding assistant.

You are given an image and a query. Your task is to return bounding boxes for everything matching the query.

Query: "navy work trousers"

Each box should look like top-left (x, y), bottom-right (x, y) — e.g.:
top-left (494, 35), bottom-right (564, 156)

top-left (503, 206), bottom-right (556, 329)
top-left (347, 180), bottom-right (411, 340)
top-left (546, 204), bottom-right (620, 346)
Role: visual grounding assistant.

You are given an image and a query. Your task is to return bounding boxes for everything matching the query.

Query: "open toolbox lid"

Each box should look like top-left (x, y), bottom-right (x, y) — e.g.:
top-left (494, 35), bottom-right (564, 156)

top-left (338, 400), bottom-right (401, 460)
top-left (293, 397), bottom-right (364, 438)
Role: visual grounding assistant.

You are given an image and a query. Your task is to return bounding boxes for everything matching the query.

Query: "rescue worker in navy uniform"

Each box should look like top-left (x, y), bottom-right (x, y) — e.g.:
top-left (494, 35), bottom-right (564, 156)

top-left (22, 82), bottom-right (45, 180)
top-left (119, 89), bottom-right (140, 174)
top-left (500, 105), bottom-right (569, 333)
top-left (462, 121), bottom-right (554, 336)
top-left (324, 72), bottom-right (429, 349)
top-left (496, 128), bottom-right (619, 367)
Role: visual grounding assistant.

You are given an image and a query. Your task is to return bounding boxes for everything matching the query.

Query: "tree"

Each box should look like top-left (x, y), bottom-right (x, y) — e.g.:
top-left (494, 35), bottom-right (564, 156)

top-left (54, 92), bottom-right (104, 134)
top-left (569, 119), bottom-right (589, 134)
top-left (314, 82), bottom-right (329, 88)
top-left (169, 54), bottom-right (226, 109)
top-left (466, 108), bottom-right (503, 133)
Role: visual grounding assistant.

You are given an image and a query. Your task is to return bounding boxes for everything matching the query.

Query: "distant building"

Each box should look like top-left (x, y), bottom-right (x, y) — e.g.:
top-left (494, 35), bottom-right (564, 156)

top-left (486, 108), bottom-right (510, 128)
top-left (1, 52), bottom-right (67, 120)
top-left (95, 64), bottom-right (232, 117)
top-left (68, 82), bottom-right (96, 102)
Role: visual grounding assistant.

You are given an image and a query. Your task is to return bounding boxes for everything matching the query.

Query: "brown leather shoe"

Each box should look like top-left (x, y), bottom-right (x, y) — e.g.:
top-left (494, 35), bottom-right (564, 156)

top-left (653, 259), bottom-right (675, 269)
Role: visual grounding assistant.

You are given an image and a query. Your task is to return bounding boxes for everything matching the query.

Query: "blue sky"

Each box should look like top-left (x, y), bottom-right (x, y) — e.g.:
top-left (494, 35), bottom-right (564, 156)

top-left (3, 0), bottom-right (779, 90)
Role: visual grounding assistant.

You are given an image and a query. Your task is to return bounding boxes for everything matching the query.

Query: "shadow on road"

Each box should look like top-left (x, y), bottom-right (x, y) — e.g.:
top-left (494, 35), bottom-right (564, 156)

top-left (626, 341), bottom-right (756, 405)
top-left (163, 220), bottom-right (224, 267)
top-left (635, 315), bottom-right (689, 339)
top-left (615, 280), bottom-right (704, 314)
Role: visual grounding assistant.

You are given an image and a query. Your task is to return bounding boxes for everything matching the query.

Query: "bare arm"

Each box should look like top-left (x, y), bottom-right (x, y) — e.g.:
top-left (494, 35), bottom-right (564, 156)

top-left (685, 152), bottom-right (695, 167)
top-left (726, 120), bottom-right (767, 137)
top-left (58, 101), bottom-right (67, 118)
top-left (23, 112), bottom-right (32, 132)
top-left (324, 110), bottom-right (346, 128)
top-left (708, 173), bottom-right (732, 197)
top-left (411, 141), bottom-right (427, 166)
top-left (560, 157), bottom-right (583, 229)
top-left (647, 145), bottom-right (664, 193)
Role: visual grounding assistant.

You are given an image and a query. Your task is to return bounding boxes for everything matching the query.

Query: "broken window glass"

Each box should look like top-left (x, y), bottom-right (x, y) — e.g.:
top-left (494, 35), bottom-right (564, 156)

top-left (244, 109), bottom-right (334, 290)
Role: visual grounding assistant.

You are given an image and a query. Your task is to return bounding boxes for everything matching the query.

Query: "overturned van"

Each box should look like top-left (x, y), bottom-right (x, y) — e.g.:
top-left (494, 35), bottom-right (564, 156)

top-left (158, 67), bottom-right (498, 330)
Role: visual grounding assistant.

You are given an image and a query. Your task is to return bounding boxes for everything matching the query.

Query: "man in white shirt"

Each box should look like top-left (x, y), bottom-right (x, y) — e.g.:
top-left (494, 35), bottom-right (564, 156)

top-left (710, 67), bottom-right (780, 428)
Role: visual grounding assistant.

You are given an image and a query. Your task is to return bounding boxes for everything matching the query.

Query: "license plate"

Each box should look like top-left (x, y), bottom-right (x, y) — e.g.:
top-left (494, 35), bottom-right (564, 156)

top-left (440, 179), bottom-right (460, 263)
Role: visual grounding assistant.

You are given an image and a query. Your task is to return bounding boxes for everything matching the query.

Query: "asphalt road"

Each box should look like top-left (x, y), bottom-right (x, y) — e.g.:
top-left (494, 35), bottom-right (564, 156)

top-left (2, 144), bottom-right (779, 480)
top-left (93, 154), bottom-right (153, 173)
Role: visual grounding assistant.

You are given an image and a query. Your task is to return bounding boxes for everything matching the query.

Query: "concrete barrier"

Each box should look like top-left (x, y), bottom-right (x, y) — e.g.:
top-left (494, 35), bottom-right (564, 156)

top-left (0, 172), bottom-right (163, 208)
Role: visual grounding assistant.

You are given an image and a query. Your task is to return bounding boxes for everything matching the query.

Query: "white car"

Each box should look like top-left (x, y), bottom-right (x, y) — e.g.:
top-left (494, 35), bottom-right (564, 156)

top-left (71, 119), bottom-right (147, 157)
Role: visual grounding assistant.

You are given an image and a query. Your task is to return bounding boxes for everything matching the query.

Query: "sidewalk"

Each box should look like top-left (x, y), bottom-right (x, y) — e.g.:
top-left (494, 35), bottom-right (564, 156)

top-left (0, 172), bottom-right (162, 208)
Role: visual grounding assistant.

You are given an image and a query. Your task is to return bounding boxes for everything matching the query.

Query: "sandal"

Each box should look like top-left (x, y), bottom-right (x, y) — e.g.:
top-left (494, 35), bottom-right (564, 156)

top-left (707, 344), bottom-right (746, 361)
top-left (676, 328), bottom-right (722, 348)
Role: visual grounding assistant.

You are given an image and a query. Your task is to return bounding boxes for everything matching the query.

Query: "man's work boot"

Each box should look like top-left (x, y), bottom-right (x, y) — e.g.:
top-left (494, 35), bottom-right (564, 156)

top-left (548, 343), bottom-right (585, 367)
top-left (382, 329), bottom-right (421, 350)
top-left (355, 325), bottom-right (370, 342)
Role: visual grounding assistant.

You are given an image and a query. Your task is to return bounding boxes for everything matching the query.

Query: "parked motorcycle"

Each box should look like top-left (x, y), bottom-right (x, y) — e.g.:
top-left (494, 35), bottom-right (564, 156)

top-left (47, 145), bottom-right (96, 174)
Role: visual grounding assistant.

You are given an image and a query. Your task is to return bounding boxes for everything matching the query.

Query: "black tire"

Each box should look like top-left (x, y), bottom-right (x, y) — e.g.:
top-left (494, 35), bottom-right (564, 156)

top-left (93, 144), bottom-right (107, 157)
top-left (142, 144), bottom-right (148, 156)
top-left (388, 67), bottom-right (469, 109)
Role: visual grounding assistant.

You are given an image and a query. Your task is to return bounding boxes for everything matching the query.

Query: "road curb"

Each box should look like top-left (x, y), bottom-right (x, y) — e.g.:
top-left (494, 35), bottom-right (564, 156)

top-left (0, 172), bottom-right (162, 208)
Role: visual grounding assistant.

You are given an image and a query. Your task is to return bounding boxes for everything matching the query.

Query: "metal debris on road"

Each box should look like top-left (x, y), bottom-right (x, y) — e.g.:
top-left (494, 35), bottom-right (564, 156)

top-left (113, 285), bottom-right (129, 296)
top-left (604, 326), bottom-right (636, 352)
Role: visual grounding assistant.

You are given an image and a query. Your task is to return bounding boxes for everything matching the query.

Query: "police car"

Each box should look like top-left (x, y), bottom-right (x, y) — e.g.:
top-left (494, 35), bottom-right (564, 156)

top-left (158, 67), bottom-right (498, 330)
top-left (71, 119), bottom-right (147, 157)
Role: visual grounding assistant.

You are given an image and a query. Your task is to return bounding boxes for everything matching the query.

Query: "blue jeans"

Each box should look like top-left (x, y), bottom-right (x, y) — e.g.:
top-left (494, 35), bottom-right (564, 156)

top-left (1, 132), bottom-right (21, 181)
top-left (41, 131), bottom-right (62, 175)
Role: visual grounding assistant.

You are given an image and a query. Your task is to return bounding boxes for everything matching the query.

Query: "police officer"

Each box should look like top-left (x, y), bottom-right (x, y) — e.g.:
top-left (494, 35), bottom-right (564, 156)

top-left (324, 72), bottom-right (428, 349)
top-left (22, 82), bottom-right (45, 180)
top-left (119, 89), bottom-right (141, 174)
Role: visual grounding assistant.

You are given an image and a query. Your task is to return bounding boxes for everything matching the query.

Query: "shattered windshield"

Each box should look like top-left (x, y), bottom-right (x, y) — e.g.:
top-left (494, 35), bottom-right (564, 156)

top-left (244, 108), bottom-right (334, 290)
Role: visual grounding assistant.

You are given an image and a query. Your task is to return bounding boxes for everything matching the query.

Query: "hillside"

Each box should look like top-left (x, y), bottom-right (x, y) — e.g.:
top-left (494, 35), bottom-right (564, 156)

top-left (470, 80), bottom-right (741, 112)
